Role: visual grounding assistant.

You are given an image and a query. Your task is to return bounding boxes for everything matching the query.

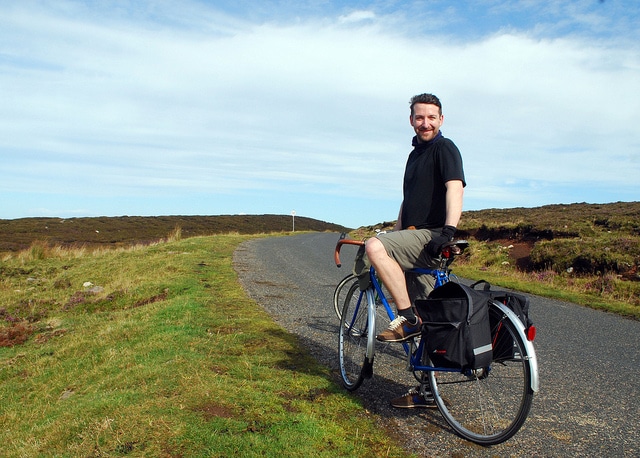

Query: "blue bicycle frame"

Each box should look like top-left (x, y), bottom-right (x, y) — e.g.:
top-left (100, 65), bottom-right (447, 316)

top-left (364, 265), bottom-right (463, 373)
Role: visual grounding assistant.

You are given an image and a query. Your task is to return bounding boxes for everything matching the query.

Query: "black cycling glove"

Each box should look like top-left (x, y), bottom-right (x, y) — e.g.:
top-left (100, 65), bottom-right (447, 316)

top-left (425, 225), bottom-right (456, 258)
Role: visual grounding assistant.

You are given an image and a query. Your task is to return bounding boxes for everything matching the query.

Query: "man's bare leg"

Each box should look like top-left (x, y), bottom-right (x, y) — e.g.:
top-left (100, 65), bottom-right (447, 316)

top-left (366, 237), bottom-right (421, 341)
top-left (365, 237), bottom-right (411, 311)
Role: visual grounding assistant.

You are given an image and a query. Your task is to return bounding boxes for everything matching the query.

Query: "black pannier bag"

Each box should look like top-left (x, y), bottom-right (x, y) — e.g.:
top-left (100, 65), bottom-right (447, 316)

top-left (416, 282), bottom-right (493, 370)
top-left (470, 280), bottom-right (533, 361)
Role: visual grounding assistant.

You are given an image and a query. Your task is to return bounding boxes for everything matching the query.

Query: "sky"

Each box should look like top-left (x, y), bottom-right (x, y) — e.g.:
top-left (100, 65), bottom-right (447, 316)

top-left (1, 0), bottom-right (639, 228)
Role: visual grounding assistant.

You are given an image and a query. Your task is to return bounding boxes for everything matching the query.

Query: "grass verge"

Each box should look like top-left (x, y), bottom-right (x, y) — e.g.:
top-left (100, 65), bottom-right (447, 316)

top-left (0, 235), bottom-right (409, 457)
top-left (451, 240), bottom-right (640, 320)
top-left (350, 227), bottom-right (639, 320)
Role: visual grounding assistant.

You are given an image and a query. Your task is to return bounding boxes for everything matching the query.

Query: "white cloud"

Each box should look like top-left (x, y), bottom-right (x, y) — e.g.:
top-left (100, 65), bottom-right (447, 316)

top-left (338, 10), bottom-right (376, 24)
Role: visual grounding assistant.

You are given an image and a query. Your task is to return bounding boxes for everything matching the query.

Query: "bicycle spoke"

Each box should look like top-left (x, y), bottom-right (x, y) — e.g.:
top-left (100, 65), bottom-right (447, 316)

top-left (430, 303), bottom-right (534, 445)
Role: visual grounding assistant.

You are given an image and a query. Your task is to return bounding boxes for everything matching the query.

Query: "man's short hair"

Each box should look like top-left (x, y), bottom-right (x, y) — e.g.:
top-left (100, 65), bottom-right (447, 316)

top-left (410, 93), bottom-right (442, 116)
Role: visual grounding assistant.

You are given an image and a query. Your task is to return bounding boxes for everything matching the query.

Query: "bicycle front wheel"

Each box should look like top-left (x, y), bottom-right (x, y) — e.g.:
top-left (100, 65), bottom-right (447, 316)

top-left (429, 301), bottom-right (535, 445)
top-left (338, 282), bottom-right (369, 391)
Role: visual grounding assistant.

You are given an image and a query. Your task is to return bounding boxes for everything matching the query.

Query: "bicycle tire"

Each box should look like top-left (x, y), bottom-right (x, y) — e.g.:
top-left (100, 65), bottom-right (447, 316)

top-left (428, 301), bottom-right (535, 445)
top-left (338, 281), bottom-right (369, 390)
top-left (333, 273), bottom-right (358, 320)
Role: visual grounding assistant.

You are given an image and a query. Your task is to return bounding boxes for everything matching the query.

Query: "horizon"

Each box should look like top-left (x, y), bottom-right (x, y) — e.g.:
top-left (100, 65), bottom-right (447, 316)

top-left (2, 200), bottom-right (637, 228)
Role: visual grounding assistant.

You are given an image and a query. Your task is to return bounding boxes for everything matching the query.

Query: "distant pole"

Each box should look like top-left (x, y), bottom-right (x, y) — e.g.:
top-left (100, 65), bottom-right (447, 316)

top-left (291, 210), bottom-right (296, 232)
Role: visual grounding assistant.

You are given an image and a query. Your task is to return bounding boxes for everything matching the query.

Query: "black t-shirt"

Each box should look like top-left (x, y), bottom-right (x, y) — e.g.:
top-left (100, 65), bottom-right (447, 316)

top-left (401, 134), bottom-right (466, 229)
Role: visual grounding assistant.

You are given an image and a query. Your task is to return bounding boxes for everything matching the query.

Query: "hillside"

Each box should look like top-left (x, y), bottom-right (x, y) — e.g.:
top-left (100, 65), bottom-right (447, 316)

top-left (2, 202), bottom-right (639, 281)
top-left (1, 203), bottom-right (638, 316)
top-left (0, 215), bottom-right (350, 252)
top-left (360, 201), bottom-right (640, 281)
top-left (461, 202), bottom-right (640, 278)
top-left (460, 201), bottom-right (640, 240)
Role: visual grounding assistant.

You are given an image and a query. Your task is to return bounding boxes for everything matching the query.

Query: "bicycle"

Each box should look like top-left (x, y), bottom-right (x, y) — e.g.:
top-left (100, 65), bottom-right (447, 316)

top-left (334, 236), bottom-right (539, 445)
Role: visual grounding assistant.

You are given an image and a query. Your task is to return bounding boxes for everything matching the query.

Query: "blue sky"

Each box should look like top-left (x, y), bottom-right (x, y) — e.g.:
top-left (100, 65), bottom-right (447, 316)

top-left (1, 0), bottom-right (638, 228)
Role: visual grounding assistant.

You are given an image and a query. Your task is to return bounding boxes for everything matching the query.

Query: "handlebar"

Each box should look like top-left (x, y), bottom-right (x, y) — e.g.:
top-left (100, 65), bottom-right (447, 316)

top-left (334, 238), bottom-right (364, 267)
top-left (441, 240), bottom-right (469, 259)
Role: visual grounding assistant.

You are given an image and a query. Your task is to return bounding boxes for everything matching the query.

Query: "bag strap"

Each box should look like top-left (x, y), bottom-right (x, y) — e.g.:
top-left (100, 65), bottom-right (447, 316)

top-left (470, 279), bottom-right (492, 291)
top-left (459, 283), bottom-right (477, 324)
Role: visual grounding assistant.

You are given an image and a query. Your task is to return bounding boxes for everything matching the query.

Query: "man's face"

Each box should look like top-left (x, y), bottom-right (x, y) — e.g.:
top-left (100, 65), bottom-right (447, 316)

top-left (410, 103), bottom-right (443, 143)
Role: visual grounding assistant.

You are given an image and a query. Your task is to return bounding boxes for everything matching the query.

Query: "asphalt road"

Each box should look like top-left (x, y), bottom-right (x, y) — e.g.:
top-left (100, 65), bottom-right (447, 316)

top-left (233, 232), bottom-right (639, 457)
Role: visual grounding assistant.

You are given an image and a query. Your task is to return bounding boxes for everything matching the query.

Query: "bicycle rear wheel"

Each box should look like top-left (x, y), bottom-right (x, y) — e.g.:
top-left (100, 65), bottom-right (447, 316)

top-left (338, 282), bottom-right (369, 390)
top-left (429, 301), bottom-right (535, 445)
top-left (333, 273), bottom-right (358, 320)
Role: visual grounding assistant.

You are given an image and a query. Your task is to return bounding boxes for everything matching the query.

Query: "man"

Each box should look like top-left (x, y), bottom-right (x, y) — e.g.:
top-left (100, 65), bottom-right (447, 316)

top-left (364, 93), bottom-right (465, 407)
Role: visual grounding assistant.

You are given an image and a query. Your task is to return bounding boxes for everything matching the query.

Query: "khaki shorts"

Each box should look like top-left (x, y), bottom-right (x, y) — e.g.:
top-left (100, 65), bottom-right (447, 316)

top-left (377, 228), bottom-right (442, 302)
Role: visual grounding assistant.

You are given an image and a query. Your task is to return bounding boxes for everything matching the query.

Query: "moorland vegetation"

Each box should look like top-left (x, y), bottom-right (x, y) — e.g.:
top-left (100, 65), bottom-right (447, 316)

top-left (0, 214), bottom-right (347, 252)
top-left (0, 203), bottom-right (637, 455)
top-left (355, 201), bottom-right (640, 317)
top-left (2, 202), bottom-right (639, 320)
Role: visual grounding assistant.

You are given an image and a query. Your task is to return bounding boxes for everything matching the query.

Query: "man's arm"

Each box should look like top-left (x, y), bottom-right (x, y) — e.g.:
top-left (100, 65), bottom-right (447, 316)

top-left (425, 179), bottom-right (464, 257)
top-left (444, 180), bottom-right (464, 228)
